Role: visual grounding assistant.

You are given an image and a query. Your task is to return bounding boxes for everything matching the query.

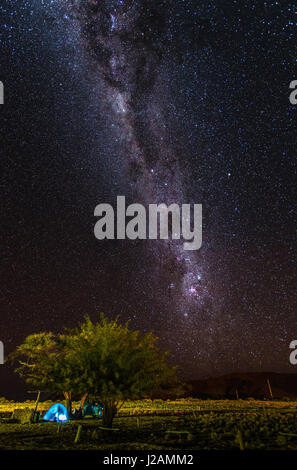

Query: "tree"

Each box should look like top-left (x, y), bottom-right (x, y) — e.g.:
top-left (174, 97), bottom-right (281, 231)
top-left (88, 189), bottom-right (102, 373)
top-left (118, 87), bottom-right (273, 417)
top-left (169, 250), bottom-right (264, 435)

top-left (11, 314), bottom-right (181, 427)
top-left (9, 332), bottom-right (78, 415)
top-left (67, 314), bottom-right (181, 427)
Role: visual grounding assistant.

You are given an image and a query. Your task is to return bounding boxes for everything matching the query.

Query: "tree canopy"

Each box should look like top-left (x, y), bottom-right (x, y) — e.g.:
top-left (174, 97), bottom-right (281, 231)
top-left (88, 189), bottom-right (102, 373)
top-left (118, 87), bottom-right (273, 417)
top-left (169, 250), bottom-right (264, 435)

top-left (10, 314), bottom-right (181, 426)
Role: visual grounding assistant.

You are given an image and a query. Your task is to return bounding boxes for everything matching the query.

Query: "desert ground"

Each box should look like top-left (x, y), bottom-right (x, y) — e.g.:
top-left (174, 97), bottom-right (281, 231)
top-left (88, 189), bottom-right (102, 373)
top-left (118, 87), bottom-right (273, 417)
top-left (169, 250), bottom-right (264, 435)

top-left (0, 398), bottom-right (297, 450)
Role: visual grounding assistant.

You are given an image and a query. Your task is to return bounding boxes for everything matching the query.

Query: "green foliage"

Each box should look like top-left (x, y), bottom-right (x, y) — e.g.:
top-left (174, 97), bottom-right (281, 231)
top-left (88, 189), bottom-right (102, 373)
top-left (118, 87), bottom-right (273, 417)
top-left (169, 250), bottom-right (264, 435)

top-left (9, 332), bottom-right (80, 404)
top-left (68, 314), bottom-right (180, 401)
top-left (10, 314), bottom-right (180, 423)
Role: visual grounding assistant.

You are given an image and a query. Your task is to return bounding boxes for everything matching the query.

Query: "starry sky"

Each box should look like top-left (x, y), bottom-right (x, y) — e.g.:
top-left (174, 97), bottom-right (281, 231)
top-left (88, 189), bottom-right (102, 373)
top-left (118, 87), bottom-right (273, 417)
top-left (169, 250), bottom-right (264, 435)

top-left (1, 0), bottom-right (297, 391)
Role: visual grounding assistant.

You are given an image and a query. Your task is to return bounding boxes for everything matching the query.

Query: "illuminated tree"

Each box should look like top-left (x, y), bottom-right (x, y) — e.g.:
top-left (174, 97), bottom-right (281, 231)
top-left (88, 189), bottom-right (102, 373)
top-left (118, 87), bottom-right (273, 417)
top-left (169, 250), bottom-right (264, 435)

top-left (10, 332), bottom-right (77, 414)
top-left (11, 314), bottom-right (181, 427)
top-left (66, 315), bottom-right (181, 427)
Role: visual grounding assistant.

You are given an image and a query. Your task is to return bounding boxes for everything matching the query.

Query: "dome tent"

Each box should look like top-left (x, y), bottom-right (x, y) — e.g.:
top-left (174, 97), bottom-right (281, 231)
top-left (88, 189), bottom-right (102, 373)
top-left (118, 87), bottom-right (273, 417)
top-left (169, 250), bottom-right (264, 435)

top-left (42, 403), bottom-right (68, 423)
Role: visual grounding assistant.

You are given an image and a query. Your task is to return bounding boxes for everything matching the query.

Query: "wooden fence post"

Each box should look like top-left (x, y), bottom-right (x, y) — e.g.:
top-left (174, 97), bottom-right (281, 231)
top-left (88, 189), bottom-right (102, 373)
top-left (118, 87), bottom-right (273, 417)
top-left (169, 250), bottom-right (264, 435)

top-left (236, 429), bottom-right (245, 450)
top-left (267, 379), bottom-right (273, 399)
top-left (74, 425), bottom-right (83, 444)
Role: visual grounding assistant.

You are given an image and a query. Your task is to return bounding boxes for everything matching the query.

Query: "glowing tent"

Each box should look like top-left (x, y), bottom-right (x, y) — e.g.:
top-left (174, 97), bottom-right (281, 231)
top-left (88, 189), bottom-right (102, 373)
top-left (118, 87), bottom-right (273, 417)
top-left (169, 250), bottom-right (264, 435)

top-left (42, 403), bottom-right (68, 423)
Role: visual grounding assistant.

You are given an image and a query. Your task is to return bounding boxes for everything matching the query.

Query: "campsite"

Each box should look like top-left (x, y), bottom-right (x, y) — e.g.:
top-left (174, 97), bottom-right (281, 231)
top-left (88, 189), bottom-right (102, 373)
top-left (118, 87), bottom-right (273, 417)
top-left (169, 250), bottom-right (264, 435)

top-left (1, 316), bottom-right (296, 452)
top-left (0, 398), bottom-right (297, 450)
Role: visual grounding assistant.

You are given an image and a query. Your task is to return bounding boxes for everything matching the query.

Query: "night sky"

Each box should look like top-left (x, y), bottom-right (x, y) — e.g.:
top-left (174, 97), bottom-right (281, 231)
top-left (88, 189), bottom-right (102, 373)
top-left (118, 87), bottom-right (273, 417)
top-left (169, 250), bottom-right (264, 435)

top-left (1, 0), bottom-right (297, 391)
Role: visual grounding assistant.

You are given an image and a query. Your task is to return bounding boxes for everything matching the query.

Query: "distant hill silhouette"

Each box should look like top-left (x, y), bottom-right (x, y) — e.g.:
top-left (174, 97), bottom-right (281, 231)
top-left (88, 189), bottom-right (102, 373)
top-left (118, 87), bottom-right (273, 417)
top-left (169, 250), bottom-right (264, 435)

top-left (188, 372), bottom-right (297, 399)
top-left (1, 366), bottom-right (296, 401)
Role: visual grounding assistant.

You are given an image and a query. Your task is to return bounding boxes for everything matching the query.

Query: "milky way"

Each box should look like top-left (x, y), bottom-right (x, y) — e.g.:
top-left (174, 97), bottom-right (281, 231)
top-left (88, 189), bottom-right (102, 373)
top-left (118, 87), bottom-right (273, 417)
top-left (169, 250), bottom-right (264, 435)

top-left (1, 0), bottom-right (297, 385)
top-left (72, 0), bottom-right (213, 318)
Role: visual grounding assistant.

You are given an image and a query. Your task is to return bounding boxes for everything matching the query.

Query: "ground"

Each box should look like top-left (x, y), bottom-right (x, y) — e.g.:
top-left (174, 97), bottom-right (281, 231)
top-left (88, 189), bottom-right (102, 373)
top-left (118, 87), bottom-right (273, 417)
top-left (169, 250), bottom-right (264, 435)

top-left (0, 399), bottom-right (297, 450)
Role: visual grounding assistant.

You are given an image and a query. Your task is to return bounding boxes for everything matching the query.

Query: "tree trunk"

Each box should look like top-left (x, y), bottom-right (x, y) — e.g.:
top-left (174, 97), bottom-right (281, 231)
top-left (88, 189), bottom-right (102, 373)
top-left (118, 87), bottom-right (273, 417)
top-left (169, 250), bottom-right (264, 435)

top-left (77, 393), bottom-right (88, 418)
top-left (102, 399), bottom-right (117, 428)
top-left (64, 392), bottom-right (72, 416)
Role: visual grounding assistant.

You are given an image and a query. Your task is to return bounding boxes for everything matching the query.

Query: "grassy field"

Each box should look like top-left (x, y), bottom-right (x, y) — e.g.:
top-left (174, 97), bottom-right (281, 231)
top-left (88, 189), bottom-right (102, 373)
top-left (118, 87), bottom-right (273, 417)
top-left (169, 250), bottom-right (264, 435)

top-left (0, 398), bottom-right (297, 450)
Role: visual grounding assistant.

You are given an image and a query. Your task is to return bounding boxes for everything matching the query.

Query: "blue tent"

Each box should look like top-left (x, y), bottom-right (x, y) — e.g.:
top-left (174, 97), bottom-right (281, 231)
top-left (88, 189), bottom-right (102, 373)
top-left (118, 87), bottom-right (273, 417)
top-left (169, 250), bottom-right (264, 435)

top-left (42, 403), bottom-right (68, 423)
